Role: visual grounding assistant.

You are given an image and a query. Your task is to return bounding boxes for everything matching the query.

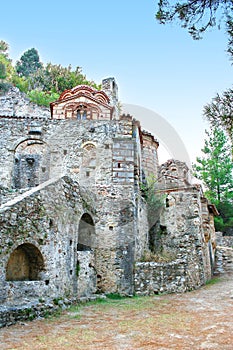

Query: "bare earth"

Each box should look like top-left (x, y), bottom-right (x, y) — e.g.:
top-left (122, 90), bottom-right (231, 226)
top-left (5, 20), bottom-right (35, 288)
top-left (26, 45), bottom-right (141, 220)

top-left (1, 273), bottom-right (233, 350)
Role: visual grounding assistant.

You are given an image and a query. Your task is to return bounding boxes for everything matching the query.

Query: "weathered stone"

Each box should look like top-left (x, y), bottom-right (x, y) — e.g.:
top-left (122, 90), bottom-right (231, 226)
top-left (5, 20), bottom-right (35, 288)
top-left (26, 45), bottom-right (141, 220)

top-left (0, 79), bottom-right (219, 327)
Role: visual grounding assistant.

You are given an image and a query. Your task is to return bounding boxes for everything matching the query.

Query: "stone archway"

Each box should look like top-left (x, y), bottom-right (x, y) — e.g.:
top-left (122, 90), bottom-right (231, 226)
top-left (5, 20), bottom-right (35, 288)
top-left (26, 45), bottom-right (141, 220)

top-left (13, 139), bottom-right (50, 189)
top-left (6, 243), bottom-right (45, 281)
top-left (77, 213), bottom-right (95, 251)
top-left (79, 142), bottom-right (97, 183)
top-left (76, 213), bottom-right (97, 297)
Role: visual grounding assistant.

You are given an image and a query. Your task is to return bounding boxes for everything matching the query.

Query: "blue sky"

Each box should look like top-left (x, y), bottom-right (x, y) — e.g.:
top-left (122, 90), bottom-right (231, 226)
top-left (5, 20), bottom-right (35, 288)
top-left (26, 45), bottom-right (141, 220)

top-left (1, 0), bottom-right (232, 163)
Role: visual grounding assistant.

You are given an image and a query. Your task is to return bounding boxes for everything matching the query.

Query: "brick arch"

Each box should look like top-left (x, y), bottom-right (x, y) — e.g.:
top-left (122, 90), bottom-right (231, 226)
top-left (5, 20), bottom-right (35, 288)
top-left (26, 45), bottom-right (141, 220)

top-left (6, 243), bottom-right (45, 281)
top-left (81, 141), bottom-right (97, 152)
top-left (63, 102), bottom-right (102, 120)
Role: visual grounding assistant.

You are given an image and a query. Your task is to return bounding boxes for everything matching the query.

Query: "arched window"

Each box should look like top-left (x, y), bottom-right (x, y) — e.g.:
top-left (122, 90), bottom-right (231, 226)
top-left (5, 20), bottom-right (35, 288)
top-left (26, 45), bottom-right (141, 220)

top-left (77, 213), bottom-right (95, 251)
top-left (6, 243), bottom-right (45, 281)
top-left (13, 140), bottom-right (50, 189)
top-left (76, 105), bottom-right (88, 120)
top-left (80, 143), bottom-right (97, 179)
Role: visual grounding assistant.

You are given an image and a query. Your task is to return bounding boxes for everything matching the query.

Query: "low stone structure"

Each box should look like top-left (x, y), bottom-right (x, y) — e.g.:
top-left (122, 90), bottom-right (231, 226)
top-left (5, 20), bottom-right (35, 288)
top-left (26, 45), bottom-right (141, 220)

top-left (0, 79), bottom-right (218, 326)
top-left (215, 232), bottom-right (233, 275)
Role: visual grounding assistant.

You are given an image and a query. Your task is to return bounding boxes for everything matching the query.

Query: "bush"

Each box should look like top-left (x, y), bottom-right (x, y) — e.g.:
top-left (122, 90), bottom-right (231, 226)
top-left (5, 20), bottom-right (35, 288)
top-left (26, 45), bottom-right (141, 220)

top-left (11, 74), bottom-right (29, 93)
top-left (0, 81), bottom-right (11, 95)
top-left (27, 89), bottom-right (59, 106)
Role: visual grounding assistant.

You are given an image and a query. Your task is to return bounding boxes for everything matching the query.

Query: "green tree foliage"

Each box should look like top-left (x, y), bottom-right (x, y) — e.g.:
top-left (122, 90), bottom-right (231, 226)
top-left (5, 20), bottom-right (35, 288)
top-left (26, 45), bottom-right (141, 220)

top-left (27, 90), bottom-right (59, 106)
top-left (0, 40), bottom-right (9, 54)
top-left (193, 128), bottom-right (233, 232)
top-left (227, 18), bottom-right (233, 61)
top-left (23, 63), bottom-right (99, 106)
top-left (0, 40), bottom-right (14, 94)
top-left (11, 74), bottom-right (29, 93)
top-left (140, 173), bottom-right (164, 227)
top-left (0, 63), bottom-right (6, 79)
top-left (2, 42), bottom-right (100, 106)
top-left (31, 63), bottom-right (99, 94)
top-left (156, 0), bottom-right (233, 56)
top-left (15, 48), bottom-right (42, 77)
top-left (203, 88), bottom-right (233, 155)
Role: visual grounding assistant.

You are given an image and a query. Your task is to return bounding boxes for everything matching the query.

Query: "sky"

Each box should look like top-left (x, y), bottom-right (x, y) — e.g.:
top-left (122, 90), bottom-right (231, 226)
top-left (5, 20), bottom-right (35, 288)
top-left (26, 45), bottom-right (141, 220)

top-left (1, 0), bottom-right (232, 165)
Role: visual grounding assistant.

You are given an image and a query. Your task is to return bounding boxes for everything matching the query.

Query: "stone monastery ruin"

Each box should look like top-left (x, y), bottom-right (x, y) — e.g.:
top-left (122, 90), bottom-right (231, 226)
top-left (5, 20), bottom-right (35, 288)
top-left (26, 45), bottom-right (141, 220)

top-left (0, 78), bottom-right (219, 325)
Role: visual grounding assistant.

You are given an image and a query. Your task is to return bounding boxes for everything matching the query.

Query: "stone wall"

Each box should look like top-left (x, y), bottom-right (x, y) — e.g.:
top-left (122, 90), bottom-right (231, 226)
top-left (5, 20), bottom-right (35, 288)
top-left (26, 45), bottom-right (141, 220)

top-left (141, 131), bottom-right (159, 179)
top-left (134, 259), bottom-right (196, 295)
top-left (134, 186), bottom-right (216, 296)
top-left (0, 174), bottom-right (147, 305)
top-left (0, 83), bottom-right (218, 326)
top-left (215, 232), bottom-right (233, 274)
top-left (0, 177), bottom-right (85, 305)
top-left (153, 189), bottom-right (213, 283)
top-left (0, 87), bottom-right (50, 119)
top-left (0, 117), bottom-right (138, 188)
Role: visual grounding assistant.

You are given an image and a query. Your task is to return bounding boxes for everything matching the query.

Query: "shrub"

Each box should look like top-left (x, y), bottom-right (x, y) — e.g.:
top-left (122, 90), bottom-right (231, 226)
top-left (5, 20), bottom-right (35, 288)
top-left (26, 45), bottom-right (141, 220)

top-left (27, 89), bottom-right (59, 106)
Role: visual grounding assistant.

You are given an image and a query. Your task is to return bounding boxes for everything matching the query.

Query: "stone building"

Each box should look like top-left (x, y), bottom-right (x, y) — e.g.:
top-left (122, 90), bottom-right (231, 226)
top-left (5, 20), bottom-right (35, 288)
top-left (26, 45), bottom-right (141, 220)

top-left (0, 78), bottom-right (217, 322)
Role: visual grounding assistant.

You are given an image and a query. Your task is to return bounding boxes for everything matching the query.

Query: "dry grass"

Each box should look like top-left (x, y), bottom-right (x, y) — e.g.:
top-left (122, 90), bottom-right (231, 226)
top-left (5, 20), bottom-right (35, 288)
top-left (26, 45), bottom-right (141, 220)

top-left (140, 250), bottom-right (176, 263)
top-left (1, 276), bottom-right (233, 349)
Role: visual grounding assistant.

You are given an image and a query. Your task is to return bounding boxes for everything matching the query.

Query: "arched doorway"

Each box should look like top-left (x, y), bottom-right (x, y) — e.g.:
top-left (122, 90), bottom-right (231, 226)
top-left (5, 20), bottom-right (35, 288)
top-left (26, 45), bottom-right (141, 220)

top-left (77, 213), bottom-right (95, 251)
top-left (6, 243), bottom-right (45, 281)
top-left (13, 140), bottom-right (50, 189)
top-left (76, 213), bottom-right (97, 297)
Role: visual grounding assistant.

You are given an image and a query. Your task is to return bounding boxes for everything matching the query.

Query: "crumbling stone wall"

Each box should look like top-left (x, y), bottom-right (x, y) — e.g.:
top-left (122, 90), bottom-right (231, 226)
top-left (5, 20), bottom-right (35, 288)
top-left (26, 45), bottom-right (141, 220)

top-left (134, 259), bottom-right (193, 295)
top-left (0, 81), bottom-right (218, 326)
top-left (0, 86), bottom-right (50, 119)
top-left (0, 177), bottom-right (86, 305)
top-left (215, 232), bottom-right (233, 274)
top-left (141, 131), bottom-right (159, 179)
top-left (144, 159), bottom-right (217, 290)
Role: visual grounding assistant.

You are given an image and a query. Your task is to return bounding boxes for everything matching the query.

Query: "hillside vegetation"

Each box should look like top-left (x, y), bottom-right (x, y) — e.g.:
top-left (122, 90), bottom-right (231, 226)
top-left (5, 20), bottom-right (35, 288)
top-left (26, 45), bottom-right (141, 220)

top-left (0, 40), bottom-right (100, 106)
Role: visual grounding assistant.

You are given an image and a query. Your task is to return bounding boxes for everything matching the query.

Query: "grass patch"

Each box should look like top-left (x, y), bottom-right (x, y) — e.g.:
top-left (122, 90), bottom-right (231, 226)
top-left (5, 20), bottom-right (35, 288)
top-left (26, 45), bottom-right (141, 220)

top-left (205, 276), bottom-right (221, 286)
top-left (105, 293), bottom-right (126, 300)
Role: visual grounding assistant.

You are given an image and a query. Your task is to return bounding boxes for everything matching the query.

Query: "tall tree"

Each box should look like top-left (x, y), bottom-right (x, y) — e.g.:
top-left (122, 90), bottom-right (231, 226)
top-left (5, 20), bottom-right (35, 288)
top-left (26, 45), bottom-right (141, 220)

top-left (0, 63), bottom-right (6, 80)
top-left (32, 63), bottom-right (92, 94)
top-left (156, 0), bottom-right (233, 56)
top-left (16, 48), bottom-right (42, 77)
top-left (25, 62), bottom-right (99, 106)
top-left (0, 40), bottom-right (9, 56)
top-left (193, 128), bottom-right (233, 232)
top-left (203, 88), bottom-right (233, 155)
top-left (0, 40), bottom-right (14, 93)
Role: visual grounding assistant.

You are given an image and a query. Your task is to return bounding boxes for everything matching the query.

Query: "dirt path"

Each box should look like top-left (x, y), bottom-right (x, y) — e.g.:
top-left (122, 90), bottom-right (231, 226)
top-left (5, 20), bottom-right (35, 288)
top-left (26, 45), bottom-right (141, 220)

top-left (1, 273), bottom-right (233, 350)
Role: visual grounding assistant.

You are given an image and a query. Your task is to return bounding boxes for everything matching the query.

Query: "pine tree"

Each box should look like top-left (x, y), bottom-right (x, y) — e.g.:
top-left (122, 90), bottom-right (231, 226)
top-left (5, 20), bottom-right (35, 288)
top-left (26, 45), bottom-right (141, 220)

top-left (16, 48), bottom-right (42, 77)
top-left (203, 88), bottom-right (233, 157)
top-left (193, 128), bottom-right (233, 233)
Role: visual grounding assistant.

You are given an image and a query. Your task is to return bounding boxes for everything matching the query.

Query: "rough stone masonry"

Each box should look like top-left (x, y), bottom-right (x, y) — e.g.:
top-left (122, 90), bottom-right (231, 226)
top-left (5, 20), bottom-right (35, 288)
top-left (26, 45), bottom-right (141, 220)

top-left (0, 78), bottom-right (218, 326)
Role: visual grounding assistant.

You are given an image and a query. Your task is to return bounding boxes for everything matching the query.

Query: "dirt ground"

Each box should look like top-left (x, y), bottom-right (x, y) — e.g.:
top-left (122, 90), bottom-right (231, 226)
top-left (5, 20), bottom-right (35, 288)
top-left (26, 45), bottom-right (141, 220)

top-left (1, 273), bottom-right (233, 350)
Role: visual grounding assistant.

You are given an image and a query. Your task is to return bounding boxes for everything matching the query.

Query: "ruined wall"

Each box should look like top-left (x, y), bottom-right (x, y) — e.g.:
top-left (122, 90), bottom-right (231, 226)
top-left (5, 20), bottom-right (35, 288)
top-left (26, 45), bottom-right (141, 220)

top-left (215, 232), bottom-right (233, 274)
top-left (0, 117), bottom-right (140, 189)
top-left (159, 189), bottom-right (213, 284)
top-left (0, 87), bottom-right (50, 119)
top-left (0, 177), bottom-right (87, 305)
top-left (135, 259), bottom-right (193, 295)
top-left (0, 83), bottom-right (218, 326)
top-left (141, 131), bottom-right (159, 179)
top-left (0, 104), bottom-right (149, 299)
top-left (0, 85), bottom-right (150, 297)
